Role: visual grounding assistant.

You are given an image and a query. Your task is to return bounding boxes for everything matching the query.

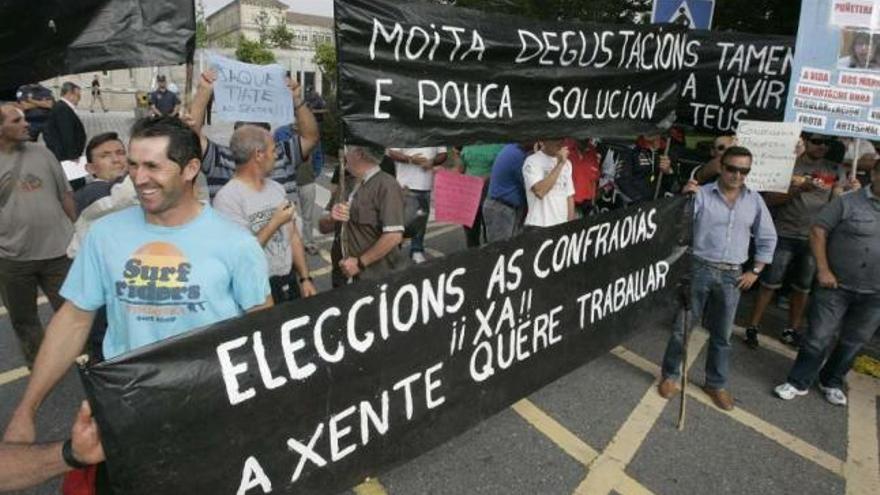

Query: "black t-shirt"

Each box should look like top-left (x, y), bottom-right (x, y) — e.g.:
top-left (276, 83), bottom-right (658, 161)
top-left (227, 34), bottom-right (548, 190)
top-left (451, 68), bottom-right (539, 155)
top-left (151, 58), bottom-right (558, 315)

top-left (149, 89), bottom-right (180, 115)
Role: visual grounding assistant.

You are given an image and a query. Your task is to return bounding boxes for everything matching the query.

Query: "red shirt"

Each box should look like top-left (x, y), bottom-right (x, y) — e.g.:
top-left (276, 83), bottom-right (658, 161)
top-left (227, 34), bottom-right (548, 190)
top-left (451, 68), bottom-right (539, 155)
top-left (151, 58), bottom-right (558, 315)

top-left (564, 139), bottom-right (600, 204)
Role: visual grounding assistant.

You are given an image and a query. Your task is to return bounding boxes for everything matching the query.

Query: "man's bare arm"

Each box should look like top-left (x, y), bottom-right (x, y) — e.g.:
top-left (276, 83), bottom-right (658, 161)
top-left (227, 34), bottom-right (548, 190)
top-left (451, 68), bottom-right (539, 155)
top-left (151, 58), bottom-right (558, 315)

top-left (531, 161), bottom-right (566, 199)
top-left (359, 232), bottom-right (403, 267)
top-left (4, 303), bottom-right (95, 443)
top-left (189, 71), bottom-right (216, 137)
top-left (290, 81), bottom-right (320, 159)
top-left (61, 191), bottom-right (77, 222)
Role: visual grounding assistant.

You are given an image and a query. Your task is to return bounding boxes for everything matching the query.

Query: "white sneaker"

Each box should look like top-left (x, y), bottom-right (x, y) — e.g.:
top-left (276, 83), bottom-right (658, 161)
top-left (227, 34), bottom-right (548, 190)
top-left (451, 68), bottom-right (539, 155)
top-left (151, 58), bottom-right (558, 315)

top-left (818, 384), bottom-right (847, 406)
top-left (411, 252), bottom-right (427, 264)
top-left (774, 383), bottom-right (808, 401)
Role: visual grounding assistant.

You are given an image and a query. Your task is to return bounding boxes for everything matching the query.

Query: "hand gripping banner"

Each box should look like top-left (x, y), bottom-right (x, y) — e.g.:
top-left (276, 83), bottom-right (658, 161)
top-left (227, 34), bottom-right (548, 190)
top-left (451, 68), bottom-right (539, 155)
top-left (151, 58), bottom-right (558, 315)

top-left (81, 196), bottom-right (690, 495)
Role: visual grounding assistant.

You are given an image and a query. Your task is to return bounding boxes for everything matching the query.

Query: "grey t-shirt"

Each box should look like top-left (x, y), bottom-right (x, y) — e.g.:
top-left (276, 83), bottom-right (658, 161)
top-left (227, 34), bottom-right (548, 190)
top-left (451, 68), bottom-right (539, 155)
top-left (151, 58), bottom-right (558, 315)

top-left (814, 187), bottom-right (880, 293)
top-left (773, 157), bottom-right (845, 239)
top-left (0, 143), bottom-right (73, 260)
top-left (212, 178), bottom-right (294, 277)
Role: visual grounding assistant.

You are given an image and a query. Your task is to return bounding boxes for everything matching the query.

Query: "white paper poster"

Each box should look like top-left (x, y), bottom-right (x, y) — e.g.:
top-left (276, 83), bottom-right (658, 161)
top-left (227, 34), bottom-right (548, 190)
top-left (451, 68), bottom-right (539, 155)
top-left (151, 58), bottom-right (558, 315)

top-left (737, 120), bottom-right (803, 193)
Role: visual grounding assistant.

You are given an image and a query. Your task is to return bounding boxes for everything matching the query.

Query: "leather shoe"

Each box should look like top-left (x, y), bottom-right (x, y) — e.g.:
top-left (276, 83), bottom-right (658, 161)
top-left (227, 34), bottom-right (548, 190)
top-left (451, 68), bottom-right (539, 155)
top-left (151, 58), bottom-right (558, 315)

top-left (657, 378), bottom-right (679, 399)
top-left (702, 386), bottom-right (734, 411)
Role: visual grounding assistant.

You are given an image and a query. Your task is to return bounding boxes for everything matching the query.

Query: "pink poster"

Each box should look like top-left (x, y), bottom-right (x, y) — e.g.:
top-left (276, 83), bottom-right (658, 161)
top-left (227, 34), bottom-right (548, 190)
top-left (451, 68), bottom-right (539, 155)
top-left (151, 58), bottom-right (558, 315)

top-left (433, 170), bottom-right (485, 228)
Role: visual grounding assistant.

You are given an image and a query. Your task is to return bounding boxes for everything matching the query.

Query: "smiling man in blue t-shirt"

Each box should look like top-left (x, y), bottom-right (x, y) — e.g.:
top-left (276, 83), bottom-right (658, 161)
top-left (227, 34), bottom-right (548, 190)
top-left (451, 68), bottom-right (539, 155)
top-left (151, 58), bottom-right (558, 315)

top-left (4, 116), bottom-right (272, 445)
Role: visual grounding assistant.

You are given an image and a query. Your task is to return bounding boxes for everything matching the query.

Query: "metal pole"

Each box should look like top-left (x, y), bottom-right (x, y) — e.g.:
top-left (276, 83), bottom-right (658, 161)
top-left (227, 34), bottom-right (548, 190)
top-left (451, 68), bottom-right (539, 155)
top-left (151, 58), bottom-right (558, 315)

top-left (676, 193), bottom-right (696, 431)
top-left (677, 302), bottom-right (691, 431)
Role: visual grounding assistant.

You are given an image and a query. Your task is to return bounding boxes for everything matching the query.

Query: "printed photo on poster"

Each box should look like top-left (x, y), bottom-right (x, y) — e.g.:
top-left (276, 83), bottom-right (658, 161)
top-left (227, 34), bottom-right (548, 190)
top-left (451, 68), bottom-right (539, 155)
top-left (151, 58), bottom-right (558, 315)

top-left (836, 30), bottom-right (880, 70)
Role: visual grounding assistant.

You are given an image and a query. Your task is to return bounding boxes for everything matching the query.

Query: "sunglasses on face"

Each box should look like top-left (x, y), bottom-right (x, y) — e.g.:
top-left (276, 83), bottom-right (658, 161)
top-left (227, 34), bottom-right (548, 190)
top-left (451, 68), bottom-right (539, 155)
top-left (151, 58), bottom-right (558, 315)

top-left (808, 138), bottom-right (831, 146)
top-left (722, 164), bottom-right (751, 176)
top-left (715, 144), bottom-right (728, 152)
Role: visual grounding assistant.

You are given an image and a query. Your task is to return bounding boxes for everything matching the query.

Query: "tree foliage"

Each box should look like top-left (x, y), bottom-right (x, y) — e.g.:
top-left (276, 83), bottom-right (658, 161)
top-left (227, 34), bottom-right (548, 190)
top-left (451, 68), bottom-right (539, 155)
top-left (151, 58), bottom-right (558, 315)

top-left (196, 0), bottom-right (208, 48)
top-left (255, 9), bottom-right (273, 45)
top-left (313, 41), bottom-right (337, 88)
top-left (269, 18), bottom-right (296, 49)
top-left (235, 36), bottom-right (276, 64)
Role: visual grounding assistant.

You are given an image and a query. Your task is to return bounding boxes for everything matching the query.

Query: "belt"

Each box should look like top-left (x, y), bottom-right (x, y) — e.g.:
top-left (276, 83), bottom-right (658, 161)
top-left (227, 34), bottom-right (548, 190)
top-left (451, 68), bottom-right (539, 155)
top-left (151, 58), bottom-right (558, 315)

top-left (694, 256), bottom-right (741, 272)
top-left (488, 197), bottom-right (521, 210)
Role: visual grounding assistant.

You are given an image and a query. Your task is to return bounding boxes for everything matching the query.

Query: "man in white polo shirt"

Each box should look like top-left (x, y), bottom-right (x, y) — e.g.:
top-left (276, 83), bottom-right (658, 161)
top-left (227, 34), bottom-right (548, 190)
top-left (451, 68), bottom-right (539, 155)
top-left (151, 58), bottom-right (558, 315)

top-left (522, 139), bottom-right (575, 228)
top-left (386, 146), bottom-right (447, 263)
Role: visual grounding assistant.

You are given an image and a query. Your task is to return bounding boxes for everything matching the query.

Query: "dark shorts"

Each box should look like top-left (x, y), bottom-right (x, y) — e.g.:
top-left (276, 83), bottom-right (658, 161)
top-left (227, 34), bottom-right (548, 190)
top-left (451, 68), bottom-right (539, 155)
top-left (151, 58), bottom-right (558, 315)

top-left (760, 236), bottom-right (816, 293)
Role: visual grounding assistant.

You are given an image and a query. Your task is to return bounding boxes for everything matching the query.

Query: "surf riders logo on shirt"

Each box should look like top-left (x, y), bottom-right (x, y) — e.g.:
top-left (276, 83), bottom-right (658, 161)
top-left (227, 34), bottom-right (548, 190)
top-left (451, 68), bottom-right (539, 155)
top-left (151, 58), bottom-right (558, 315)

top-left (115, 242), bottom-right (205, 317)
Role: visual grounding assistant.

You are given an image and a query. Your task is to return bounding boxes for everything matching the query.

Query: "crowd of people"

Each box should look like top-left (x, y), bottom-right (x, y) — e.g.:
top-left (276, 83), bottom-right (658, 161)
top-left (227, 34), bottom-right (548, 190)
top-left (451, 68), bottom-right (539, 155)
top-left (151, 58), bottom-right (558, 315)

top-left (0, 68), bottom-right (879, 489)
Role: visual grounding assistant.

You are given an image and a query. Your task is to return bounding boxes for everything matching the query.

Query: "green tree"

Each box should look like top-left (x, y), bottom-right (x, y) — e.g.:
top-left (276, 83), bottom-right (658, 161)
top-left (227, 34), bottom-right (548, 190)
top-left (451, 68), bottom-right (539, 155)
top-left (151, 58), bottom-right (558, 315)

top-left (269, 17), bottom-right (296, 49)
top-left (313, 41), bottom-right (337, 90)
top-left (255, 9), bottom-right (272, 45)
top-left (312, 41), bottom-right (339, 155)
top-left (235, 36), bottom-right (276, 64)
top-left (196, 0), bottom-right (208, 48)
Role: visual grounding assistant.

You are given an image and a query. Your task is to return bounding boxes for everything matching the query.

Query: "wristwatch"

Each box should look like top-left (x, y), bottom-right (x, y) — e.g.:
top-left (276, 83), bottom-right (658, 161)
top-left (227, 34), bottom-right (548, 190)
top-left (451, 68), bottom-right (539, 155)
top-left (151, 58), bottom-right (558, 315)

top-left (751, 267), bottom-right (763, 275)
top-left (62, 439), bottom-right (90, 469)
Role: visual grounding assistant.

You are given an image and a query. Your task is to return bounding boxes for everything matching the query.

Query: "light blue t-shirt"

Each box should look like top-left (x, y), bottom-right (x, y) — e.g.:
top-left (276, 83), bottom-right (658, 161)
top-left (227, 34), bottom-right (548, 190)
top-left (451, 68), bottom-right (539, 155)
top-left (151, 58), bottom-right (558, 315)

top-left (61, 205), bottom-right (270, 360)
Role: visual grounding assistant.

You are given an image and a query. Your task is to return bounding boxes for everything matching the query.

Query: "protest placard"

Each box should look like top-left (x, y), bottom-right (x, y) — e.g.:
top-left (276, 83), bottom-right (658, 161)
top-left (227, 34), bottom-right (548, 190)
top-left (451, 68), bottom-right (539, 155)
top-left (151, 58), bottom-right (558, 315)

top-left (208, 53), bottom-right (295, 125)
top-left (736, 120), bottom-right (802, 193)
top-left (336, 0), bottom-right (687, 146)
top-left (433, 170), bottom-right (485, 228)
top-left (678, 31), bottom-right (794, 133)
top-left (784, 0), bottom-right (880, 140)
top-left (82, 196), bottom-right (690, 495)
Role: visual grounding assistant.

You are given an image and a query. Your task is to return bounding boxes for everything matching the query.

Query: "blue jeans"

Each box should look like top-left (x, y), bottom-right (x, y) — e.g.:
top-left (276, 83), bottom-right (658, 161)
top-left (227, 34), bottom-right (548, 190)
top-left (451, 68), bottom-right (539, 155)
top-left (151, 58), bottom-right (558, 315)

top-left (483, 198), bottom-right (524, 243)
top-left (662, 258), bottom-right (742, 389)
top-left (787, 287), bottom-right (880, 390)
top-left (407, 190), bottom-right (431, 254)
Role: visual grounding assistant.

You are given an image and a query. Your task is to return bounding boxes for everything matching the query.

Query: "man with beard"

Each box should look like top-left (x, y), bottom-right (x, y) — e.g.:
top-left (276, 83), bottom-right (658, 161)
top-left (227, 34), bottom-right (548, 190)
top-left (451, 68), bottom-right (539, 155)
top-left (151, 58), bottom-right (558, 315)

top-left (0, 103), bottom-right (76, 366)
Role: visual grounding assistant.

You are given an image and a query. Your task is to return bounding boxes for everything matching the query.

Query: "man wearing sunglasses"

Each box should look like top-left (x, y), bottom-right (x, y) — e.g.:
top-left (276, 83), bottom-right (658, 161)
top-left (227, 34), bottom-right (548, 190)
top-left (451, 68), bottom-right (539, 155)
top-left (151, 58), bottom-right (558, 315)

top-left (659, 146), bottom-right (777, 411)
top-left (775, 159), bottom-right (880, 407)
top-left (744, 133), bottom-right (856, 350)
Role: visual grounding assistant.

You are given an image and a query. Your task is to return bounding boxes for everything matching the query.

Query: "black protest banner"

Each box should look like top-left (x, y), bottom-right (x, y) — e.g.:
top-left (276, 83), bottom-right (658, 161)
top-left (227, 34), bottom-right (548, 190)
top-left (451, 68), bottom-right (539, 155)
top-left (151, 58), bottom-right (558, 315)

top-left (336, 0), bottom-right (688, 147)
top-left (678, 30), bottom-right (794, 133)
top-left (81, 196), bottom-right (689, 495)
top-left (0, 0), bottom-right (194, 90)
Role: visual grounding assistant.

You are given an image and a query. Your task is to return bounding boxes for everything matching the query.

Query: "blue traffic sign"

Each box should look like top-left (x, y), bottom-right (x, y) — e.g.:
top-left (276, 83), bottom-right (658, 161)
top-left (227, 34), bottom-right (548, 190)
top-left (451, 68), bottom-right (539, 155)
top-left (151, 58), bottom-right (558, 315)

top-left (651, 0), bottom-right (715, 30)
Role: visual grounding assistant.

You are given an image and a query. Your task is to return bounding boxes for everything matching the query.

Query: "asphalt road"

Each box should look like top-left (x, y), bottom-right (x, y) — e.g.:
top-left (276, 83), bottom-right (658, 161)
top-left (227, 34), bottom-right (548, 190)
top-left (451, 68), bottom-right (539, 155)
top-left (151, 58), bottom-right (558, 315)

top-left (0, 112), bottom-right (878, 495)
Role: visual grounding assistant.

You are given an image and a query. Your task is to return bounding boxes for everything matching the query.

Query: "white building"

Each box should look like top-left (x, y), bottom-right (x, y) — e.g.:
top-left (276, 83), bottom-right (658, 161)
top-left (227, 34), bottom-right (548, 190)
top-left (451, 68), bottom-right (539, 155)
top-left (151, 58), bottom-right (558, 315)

top-left (206, 0), bottom-right (333, 93)
top-left (41, 0), bottom-right (333, 111)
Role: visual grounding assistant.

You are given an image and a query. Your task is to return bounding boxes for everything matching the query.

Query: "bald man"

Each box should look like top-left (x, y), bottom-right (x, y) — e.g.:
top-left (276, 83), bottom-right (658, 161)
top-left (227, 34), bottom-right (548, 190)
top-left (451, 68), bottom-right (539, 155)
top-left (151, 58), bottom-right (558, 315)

top-left (0, 103), bottom-right (76, 366)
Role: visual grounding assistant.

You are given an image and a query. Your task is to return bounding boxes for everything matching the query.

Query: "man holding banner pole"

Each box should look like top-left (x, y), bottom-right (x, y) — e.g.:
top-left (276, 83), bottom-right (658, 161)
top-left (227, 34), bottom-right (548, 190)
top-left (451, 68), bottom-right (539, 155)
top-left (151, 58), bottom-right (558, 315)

top-left (320, 145), bottom-right (406, 284)
top-left (658, 146), bottom-right (777, 411)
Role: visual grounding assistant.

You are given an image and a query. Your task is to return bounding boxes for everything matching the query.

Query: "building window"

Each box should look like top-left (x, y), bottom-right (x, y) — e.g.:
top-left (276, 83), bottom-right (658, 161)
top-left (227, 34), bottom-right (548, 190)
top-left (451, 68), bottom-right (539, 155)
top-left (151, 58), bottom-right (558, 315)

top-left (304, 71), bottom-right (315, 91)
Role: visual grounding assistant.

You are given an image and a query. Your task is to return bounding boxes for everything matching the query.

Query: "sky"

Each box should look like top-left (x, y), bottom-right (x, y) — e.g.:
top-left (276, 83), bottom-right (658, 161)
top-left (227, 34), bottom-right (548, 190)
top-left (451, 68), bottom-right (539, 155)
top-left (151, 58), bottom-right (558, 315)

top-left (203, 0), bottom-right (333, 17)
